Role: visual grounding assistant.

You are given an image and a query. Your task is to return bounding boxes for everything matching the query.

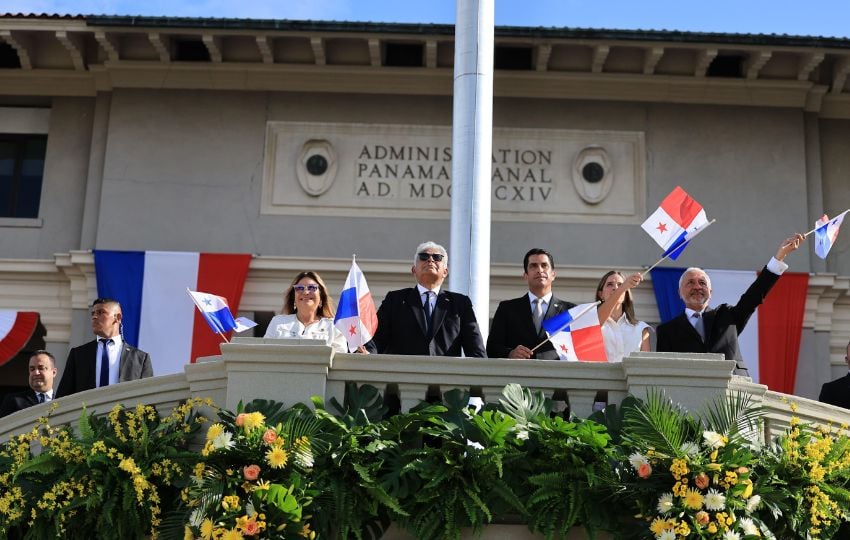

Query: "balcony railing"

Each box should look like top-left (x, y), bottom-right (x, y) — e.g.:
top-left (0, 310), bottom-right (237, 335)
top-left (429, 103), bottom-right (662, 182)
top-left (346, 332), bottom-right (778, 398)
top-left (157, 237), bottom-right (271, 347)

top-left (2, 338), bottom-right (849, 443)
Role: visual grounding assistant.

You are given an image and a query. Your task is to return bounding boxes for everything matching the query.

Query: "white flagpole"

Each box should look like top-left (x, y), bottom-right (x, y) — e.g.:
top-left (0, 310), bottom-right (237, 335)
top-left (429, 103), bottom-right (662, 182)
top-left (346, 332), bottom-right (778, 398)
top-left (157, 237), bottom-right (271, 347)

top-left (641, 219), bottom-right (717, 278)
top-left (530, 301), bottom-right (601, 353)
top-left (186, 288), bottom-right (229, 344)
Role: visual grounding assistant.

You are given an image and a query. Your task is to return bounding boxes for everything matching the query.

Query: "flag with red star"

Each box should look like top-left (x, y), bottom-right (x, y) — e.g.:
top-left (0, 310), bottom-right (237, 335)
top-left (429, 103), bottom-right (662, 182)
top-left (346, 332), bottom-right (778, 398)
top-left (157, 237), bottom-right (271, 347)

top-left (334, 259), bottom-right (378, 351)
top-left (641, 186), bottom-right (709, 260)
top-left (542, 302), bottom-right (607, 362)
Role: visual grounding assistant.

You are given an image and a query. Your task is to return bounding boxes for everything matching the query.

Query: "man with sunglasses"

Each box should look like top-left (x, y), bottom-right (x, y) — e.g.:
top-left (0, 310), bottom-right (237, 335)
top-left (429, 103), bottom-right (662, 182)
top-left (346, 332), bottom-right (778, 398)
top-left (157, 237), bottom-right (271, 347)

top-left (366, 241), bottom-right (486, 357)
top-left (56, 298), bottom-right (153, 397)
top-left (487, 248), bottom-right (575, 360)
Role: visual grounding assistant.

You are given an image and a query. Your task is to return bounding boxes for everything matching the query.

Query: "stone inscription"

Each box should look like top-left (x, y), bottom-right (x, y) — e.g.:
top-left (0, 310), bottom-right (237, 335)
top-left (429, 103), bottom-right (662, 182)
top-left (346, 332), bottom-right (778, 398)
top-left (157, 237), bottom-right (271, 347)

top-left (262, 122), bottom-right (645, 223)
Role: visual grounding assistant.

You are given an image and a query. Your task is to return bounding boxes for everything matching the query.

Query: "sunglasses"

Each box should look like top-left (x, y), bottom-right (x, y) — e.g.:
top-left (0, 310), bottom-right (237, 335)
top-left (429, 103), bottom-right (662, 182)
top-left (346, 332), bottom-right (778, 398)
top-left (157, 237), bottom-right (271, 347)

top-left (417, 253), bottom-right (444, 262)
top-left (293, 284), bottom-right (320, 293)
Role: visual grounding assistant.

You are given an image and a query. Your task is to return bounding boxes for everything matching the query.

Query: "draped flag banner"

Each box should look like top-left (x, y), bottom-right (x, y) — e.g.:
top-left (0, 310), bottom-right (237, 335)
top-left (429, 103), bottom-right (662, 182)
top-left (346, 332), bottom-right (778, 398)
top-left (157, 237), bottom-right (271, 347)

top-left (94, 251), bottom-right (252, 375)
top-left (641, 186), bottom-right (709, 260)
top-left (187, 290), bottom-right (257, 336)
top-left (334, 260), bottom-right (378, 352)
top-left (650, 267), bottom-right (808, 393)
top-left (541, 302), bottom-right (608, 362)
top-left (814, 210), bottom-right (848, 259)
top-left (0, 311), bottom-right (39, 366)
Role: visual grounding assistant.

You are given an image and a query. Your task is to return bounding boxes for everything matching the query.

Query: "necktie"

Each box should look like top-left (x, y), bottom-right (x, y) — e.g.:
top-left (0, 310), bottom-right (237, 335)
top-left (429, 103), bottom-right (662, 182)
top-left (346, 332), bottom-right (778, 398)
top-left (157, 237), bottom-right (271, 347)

top-left (533, 298), bottom-right (544, 333)
top-left (99, 338), bottom-right (113, 387)
top-left (693, 312), bottom-right (706, 342)
top-left (423, 291), bottom-right (433, 337)
top-left (37, 392), bottom-right (45, 403)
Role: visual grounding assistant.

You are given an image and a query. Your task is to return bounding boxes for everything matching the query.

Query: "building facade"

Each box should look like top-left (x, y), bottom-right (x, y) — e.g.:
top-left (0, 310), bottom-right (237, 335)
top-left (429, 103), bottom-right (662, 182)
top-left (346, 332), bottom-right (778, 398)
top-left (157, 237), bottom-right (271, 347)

top-left (1, 14), bottom-right (849, 399)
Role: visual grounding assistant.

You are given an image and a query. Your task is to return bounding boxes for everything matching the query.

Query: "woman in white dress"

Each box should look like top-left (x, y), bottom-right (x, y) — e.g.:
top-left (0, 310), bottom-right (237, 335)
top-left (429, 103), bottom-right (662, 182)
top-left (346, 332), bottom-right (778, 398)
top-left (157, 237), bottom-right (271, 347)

top-left (595, 271), bottom-right (651, 363)
top-left (264, 271), bottom-right (348, 353)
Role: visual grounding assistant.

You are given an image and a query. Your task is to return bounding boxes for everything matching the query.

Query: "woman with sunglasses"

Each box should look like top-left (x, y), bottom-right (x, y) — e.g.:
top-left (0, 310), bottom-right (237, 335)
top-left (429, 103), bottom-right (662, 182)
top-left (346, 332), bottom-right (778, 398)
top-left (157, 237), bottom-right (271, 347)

top-left (595, 271), bottom-right (651, 362)
top-left (264, 271), bottom-right (348, 353)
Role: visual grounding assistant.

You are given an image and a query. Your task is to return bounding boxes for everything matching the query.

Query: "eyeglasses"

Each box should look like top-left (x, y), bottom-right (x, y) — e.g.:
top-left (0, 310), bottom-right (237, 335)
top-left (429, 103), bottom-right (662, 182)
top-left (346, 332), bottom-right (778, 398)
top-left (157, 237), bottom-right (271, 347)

top-left (417, 253), bottom-right (444, 262)
top-left (293, 284), bottom-right (320, 293)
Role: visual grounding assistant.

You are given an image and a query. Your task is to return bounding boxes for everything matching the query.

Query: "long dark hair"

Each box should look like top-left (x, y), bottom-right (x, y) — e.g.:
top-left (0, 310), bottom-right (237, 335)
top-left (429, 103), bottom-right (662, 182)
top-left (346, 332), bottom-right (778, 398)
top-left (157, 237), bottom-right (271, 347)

top-left (595, 270), bottom-right (637, 325)
top-left (282, 271), bottom-right (336, 318)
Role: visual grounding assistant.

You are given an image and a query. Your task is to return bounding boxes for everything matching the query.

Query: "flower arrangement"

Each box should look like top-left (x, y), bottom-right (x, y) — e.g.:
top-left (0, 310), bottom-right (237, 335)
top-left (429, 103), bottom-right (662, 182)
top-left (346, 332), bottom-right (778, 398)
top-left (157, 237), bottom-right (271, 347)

top-left (182, 404), bottom-right (318, 540)
top-left (0, 398), bottom-right (208, 540)
top-left (1, 386), bottom-right (850, 540)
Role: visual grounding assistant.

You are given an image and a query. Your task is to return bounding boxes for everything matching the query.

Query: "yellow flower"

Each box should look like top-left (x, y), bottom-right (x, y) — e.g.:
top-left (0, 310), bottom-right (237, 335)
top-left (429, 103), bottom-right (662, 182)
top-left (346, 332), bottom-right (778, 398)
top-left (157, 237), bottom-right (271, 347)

top-left (222, 495), bottom-right (240, 511)
top-left (650, 517), bottom-right (675, 534)
top-left (221, 528), bottom-right (244, 540)
top-left (682, 487), bottom-right (704, 510)
top-left (242, 412), bottom-right (265, 431)
top-left (740, 479), bottom-right (753, 498)
top-left (707, 522), bottom-right (718, 534)
top-left (266, 447), bottom-right (289, 469)
top-left (199, 519), bottom-right (215, 540)
top-left (184, 525), bottom-right (194, 540)
top-left (206, 423), bottom-right (225, 441)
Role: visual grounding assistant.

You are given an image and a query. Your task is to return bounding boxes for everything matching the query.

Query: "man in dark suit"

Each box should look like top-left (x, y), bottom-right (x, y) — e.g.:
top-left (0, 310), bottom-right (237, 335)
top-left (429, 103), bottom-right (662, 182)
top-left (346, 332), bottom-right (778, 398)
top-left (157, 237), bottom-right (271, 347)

top-left (366, 241), bottom-right (486, 357)
top-left (0, 350), bottom-right (57, 417)
top-left (487, 248), bottom-right (575, 360)
top-left (819, 341), bottom-right (850, 409)
top-left (56, 298), bottom-right (153, 398)
top-left (656, 233), bottom-right (804, 375)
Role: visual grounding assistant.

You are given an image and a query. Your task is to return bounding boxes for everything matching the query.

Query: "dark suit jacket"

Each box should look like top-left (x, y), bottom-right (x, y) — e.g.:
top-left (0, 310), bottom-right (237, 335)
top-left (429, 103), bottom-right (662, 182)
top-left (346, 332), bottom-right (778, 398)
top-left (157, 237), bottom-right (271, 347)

top-left (656, 267), bottom-right (780, 375)
top-left (819, 373), bottom-right (850, 409)
top-left (487, 295), bottom-right (575, 360)
top-left (366, 287), bottom-right (486, 357)
top-left (56, 339), bottom-right (154, 398)
top-left (0, 389), bottom-right (41, 418)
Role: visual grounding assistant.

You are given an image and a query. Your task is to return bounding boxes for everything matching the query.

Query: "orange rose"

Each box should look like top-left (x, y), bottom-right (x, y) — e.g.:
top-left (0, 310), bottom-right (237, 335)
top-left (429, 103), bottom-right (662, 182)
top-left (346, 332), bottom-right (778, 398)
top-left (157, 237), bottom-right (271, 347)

top-left (243, 520), bottom-right (261, 536)
top-left (694, 472), bottom-right (709, 489)
top-left (736, 466), bottom-right (749, 474)
top-left (235, 413), bottom-right (247, 427)
top-left (695, 511), bottom-right (709, 525)
top-left (638, 462), bottom-right (652, 478)
top-left (243, 464), bottom-right (261, 481)
top-left (262, 428), bottom-right (278, 444)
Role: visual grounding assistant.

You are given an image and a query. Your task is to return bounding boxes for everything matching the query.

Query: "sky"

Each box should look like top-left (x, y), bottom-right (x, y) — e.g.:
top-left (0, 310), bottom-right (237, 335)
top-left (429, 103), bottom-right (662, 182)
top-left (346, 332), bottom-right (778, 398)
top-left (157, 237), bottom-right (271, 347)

top-left (3, 0), bottom-right (850, 39)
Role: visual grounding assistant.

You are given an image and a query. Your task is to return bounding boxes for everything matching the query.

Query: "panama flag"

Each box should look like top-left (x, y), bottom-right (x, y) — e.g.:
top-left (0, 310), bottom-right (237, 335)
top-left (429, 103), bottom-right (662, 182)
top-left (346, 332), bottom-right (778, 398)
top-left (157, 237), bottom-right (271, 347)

top-left (541, 302), bottom-right (608, 362)
top-left (814, 210), bottom-right (849, 259)
top-left (334, 260), bottom-right (378, 352)
top-left (0, 311), bottom-right (39, 366)
top-left (641, 186), bottom-right (709, 260)
top-left (94, 251), bottom-right (252, 375)
top-left (187, 290), bottom-right (257, 335)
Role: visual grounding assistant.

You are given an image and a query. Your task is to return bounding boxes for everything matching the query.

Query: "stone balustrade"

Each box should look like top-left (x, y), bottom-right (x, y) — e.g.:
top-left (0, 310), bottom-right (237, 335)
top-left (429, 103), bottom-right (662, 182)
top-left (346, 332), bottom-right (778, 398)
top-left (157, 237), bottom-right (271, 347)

top-left (3, 338), bottom-right (850, 443)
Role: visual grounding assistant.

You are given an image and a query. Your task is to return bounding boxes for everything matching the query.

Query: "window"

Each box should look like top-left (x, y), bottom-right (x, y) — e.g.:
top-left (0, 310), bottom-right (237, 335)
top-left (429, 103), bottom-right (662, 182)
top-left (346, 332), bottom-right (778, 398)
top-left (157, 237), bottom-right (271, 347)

top-left (0, 134), bottom-right (47, 218)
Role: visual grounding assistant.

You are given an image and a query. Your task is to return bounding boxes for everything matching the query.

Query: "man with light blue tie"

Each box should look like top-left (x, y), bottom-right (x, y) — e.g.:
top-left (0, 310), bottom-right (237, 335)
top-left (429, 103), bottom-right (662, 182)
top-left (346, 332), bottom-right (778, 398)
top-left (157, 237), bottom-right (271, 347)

top-left (56, 298), bottom-right (153, 398)
top-left (0, 350), bottom-right (57, 417)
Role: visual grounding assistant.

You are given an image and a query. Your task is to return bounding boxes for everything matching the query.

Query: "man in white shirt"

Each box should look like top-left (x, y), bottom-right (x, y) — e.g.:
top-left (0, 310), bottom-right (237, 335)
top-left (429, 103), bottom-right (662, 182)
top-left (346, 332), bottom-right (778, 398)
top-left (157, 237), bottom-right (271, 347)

top-left (56, 298), bottom-right (153, 397)
top-left (0, 350), bottom-right (57, 417)
top-left (656, 233), bottom-right (804, 375)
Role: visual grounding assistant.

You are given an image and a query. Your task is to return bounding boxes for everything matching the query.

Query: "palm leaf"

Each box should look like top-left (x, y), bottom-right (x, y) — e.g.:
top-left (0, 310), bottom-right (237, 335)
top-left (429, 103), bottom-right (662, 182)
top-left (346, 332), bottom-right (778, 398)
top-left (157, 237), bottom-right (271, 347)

top-left (699, 390), bottom-right (762, 442)
top-left (622, 388), bottom-right (690, 456)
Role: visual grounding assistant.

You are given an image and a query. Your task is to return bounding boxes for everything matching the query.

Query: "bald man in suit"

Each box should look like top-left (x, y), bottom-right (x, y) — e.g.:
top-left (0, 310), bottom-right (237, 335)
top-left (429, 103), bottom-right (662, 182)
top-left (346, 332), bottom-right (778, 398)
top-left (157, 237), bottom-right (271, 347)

top-left (0, 351), bottom-right (57, 417)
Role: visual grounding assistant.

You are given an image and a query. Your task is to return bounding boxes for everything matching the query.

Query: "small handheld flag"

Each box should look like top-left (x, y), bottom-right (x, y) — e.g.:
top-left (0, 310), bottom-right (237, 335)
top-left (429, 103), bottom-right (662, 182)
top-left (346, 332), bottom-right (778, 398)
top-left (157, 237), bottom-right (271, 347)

top-left (539, 302), bottom-right (607, 362)
top-left (810, 210), bottom-right (849, 259)
top-left (187, 289), bottom-right (257, 342)
top-left (334, 257), bottom-right (378, 352)
top-left (641, 186), bottom-right (709, 261)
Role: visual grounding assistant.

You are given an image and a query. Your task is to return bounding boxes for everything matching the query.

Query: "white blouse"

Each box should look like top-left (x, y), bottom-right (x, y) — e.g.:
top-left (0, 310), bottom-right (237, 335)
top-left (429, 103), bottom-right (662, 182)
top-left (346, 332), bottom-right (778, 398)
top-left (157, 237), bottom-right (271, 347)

top-left (264, 314), bottom-right (349, 353)
top-left (601, 314), bottom-right (652, 363)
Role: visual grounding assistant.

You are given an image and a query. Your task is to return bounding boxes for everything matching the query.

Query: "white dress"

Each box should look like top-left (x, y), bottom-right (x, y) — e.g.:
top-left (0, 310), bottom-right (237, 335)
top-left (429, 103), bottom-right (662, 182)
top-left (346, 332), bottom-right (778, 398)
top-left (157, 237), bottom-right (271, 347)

top-left (264, 314), bottom-right (349, 353)
top-left (601, 314), bottom-right (651, 363)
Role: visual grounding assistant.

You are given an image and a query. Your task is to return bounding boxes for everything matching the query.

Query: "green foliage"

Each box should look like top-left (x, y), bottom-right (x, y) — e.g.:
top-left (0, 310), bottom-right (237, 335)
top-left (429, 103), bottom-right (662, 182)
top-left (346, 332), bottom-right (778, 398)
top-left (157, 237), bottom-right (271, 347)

top-left (2, 386), bottom-right (850, 540)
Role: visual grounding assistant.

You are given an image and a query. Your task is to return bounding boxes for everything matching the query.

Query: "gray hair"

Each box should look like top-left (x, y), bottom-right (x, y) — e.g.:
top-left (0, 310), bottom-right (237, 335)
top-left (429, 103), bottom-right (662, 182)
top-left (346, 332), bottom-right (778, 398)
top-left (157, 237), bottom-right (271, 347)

top-left (414, 241), bottom-right (448, 264)
top-left (678, 267), bottom-right (711, 291)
